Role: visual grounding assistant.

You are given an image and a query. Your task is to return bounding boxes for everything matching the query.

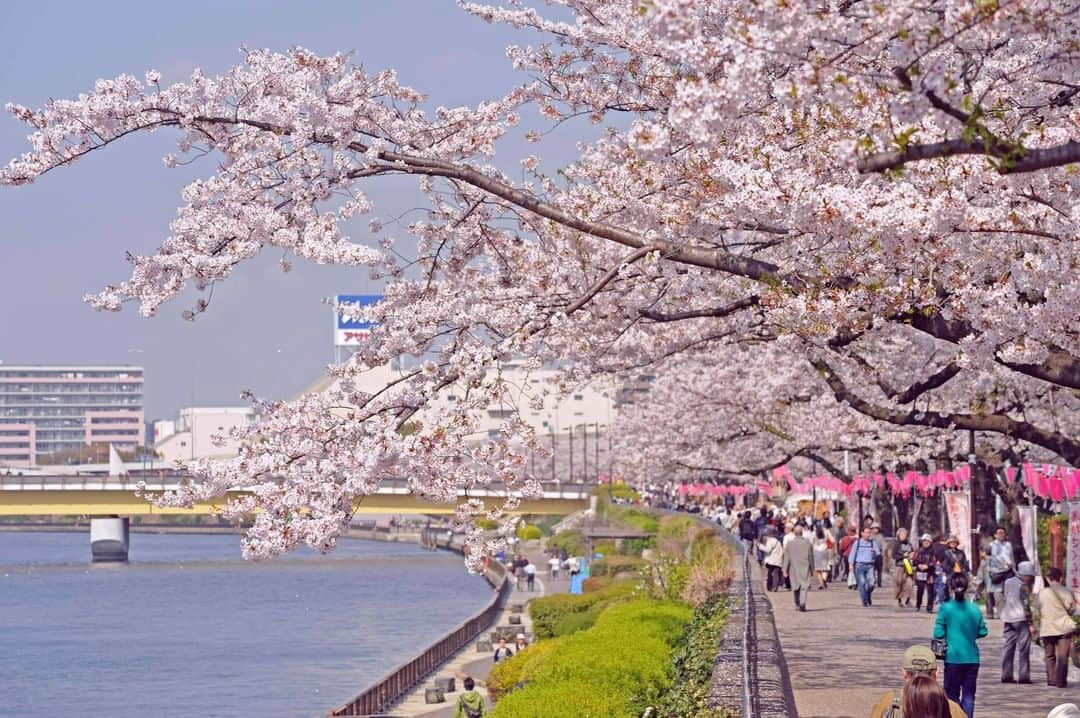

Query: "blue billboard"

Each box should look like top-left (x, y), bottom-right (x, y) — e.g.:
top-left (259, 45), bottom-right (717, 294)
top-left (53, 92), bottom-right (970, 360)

top-left (335, 294), bottom-right (381, 345)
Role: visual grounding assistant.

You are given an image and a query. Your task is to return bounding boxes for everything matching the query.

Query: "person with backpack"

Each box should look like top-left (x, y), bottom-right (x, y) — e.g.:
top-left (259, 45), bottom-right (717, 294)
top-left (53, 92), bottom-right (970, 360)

top-left (1035, 566), bottom-right (1078, 688)
top-left (738, 511), bottom-right (758, 554)
top-left (914, 534), bottom-right (939, 613)
top-left (492, 637), bottom-right (513, 663)
top-left (868, 645), bottom-right (965, 718)
top-left (453, 676), bottom-right (487, 718)
top-left (849, 526), bottom-right (882, 607)
top-left (933, 574), bottom-right (988, 718)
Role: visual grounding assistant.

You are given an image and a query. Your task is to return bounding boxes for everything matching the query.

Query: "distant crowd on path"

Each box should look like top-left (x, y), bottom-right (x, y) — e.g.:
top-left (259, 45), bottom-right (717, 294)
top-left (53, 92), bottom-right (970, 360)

top-left (643, 484), bottom-right (1078, 718)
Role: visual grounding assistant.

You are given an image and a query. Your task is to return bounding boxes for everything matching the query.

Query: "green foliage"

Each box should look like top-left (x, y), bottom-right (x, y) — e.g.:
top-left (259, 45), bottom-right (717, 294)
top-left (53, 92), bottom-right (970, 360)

top-left (491, 679), bottom-right (631, 718)
top-left (516, 524), bottom-right (543, 541)
top-left (658, 595), bottom-right (732, 718)
top-left (659, 515), bottom-right (698, 542)
top-left (486, 641), bottom-right (557, 701)
top-left (624, 536), bottom-right (657, 555)
top-left (593, 540), bottom-right (620, 557)
top-left (1036, 513), bottom-right (1069, 569)
top-left (591, 555), bottom-right (647, 578)
top-left (553, 602), bottom-right (607, 637)
top-left (581, 576), bottom-right (612, 593)
top-left (528, 581), bottom-right (636, 639)
top-left (476, 517), bottom-right (499, 531)
top-left (546, 529), bottom-right (584, 557)
top-left (491, 600), bottom-right (693, 718)
top-left (595, 483), bottom-right (641, 503)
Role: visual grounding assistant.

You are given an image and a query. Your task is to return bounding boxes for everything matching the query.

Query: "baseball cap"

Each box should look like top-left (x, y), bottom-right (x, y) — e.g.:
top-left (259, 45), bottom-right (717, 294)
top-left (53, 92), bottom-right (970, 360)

top-left (901, 645), bottom-right (937, 672)
top-left (1017, 561), bottom-right (1038, 577)
top-left (1047, 704), bottom-right (1080, 718)
top-left (920, 533), bottom-right (932, 541)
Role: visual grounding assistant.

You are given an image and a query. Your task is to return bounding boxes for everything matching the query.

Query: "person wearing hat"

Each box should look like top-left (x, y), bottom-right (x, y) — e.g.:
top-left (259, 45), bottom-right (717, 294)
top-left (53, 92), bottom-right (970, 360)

top-left (914, 533), bottom-right (940, 613)
top-left (868, 645), bottom-right (965, 718)
top-left (1000, 560), bottom-right (1038, 684)
top-left (514, 632), bottom-right (528, 652)
top-left (941, 535), bottom-right (970, 602)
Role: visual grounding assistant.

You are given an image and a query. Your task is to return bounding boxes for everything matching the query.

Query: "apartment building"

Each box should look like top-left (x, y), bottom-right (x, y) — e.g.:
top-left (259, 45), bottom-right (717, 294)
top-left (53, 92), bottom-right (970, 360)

top-left (0, 365), bottom-right (144, 467)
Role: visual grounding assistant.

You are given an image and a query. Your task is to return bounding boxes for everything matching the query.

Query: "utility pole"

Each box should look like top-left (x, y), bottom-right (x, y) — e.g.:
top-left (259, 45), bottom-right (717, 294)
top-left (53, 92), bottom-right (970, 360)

top-left (594, 423), bottom-right (600, 481)
top-left (581, 424), bottom-right (587, 484)
top-left (968, 429), bottom-right (978, 572)
top-left (550, 429), bottom-right (556, 482)
top-left (569, 427), bottom-right (574, 483)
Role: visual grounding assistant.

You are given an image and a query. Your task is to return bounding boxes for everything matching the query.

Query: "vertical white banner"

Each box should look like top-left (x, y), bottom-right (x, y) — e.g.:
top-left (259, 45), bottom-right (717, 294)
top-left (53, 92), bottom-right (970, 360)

top-left (1067, 503), bottom-right (1080, 605)
top-left (945, 491), bottom-right (972, 568)
top-left (1018, 505), bottom-right (1038, 569)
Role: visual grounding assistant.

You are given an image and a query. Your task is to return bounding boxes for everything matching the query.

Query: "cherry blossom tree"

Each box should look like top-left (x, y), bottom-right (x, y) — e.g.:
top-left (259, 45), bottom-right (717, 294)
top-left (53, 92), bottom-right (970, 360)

top-left (2, 0), bottom-right (1077, 562)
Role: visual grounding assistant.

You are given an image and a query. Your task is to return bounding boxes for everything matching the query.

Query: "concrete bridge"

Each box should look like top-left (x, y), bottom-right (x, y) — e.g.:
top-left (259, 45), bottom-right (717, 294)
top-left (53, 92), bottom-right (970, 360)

top-left (0, 474), bottom-right (591, 562)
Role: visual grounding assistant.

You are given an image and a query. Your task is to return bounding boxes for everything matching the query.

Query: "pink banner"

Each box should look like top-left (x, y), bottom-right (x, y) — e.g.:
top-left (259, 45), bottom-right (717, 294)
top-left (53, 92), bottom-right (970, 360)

top-left (945, 491), bottom-right (972, 567)
top-left (1068, 503), bottom-right (1080, 605)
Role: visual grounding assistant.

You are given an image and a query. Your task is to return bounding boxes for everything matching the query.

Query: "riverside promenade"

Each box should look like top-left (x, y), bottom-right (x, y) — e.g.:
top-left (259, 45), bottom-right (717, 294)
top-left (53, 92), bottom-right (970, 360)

top-left (391, 545), bottom-right (569, 718)
top-left (769, 578), bottom-right (1077, 718)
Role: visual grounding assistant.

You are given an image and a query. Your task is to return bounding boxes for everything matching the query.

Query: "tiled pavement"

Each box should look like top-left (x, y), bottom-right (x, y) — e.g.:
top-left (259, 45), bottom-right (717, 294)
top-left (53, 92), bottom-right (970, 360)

top-left (768, 577), bottom-right (1078, 718)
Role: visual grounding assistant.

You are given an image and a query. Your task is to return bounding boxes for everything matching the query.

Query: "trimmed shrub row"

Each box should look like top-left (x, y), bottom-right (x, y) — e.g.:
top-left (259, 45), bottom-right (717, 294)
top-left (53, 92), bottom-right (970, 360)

top-left (528, 581), bottom-right (636, 639)
top-left (590, 554), bottom-right (647, 578)
top-left (658, 595), bottom-right (732, 718)
top-left (490, 599), bottom-right (694, 718)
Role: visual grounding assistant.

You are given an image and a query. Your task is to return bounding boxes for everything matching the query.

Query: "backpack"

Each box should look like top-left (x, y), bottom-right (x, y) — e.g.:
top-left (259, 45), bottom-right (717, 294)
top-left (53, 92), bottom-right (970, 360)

top-left (883, 689), bottom-right (902, 718)
top-left (458, 695), bottom-right (483, 718)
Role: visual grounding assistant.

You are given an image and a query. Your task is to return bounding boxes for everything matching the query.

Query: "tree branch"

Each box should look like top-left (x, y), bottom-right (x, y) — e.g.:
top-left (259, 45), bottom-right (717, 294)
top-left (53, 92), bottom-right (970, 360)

top-left (902, 311), bottom-right (1080, 390)
top-left (858, 138), bottom-right (1080, 175)
top-left (638, 295), bottom-right (760, 322)
top-left (811, 358), bottom-right (1080, 464)
top-left (565, 245), bottom-right (663, 316)
top-left (886, 362), bottom-right (962, 404)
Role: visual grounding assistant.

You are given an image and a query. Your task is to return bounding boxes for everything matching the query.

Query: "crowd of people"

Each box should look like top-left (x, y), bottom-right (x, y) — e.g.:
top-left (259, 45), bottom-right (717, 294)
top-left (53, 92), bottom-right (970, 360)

top-left (645, 486), bottom-right (1078, 718)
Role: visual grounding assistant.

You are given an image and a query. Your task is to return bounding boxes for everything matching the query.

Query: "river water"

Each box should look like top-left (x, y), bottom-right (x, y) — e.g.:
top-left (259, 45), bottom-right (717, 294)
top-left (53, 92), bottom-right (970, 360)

top-left (0, 531), bottom-right (491, 717)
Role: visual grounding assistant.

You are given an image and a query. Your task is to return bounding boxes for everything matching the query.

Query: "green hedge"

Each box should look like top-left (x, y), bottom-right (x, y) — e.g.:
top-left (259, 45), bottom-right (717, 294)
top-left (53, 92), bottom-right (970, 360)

top-left (528, 581), bottom-right (636, 639)
top-left (546, 529), bottom-right (584, 557)
top-left (591, 555), bottom-right (647, 578)
top-left (486, 641), bottom-right (557, 701)
top-left (491, 600), bottom-right (693, 718)
top-left (516, 524), bottom-right (543, 541)
top-left (658, 595), bottom-right (731, 718)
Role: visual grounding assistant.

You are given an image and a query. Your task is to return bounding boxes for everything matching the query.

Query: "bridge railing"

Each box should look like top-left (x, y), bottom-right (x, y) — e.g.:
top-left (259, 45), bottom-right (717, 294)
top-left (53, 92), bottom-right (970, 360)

top-left (0, 474), bottom-right (595, 500)
top-left (329, 538), bottom-right (510, 716)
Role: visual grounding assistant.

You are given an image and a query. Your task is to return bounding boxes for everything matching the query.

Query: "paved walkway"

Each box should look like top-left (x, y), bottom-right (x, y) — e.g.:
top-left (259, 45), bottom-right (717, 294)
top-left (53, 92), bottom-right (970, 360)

top-left (768, 577), bottom-right (1078, 718)
top-left (390, 546), bottom-right (569, 718)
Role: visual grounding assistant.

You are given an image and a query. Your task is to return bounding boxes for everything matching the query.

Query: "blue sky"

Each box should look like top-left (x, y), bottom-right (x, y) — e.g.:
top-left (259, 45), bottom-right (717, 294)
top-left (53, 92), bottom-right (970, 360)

top-left (0, 1), bottom-right (578, 421)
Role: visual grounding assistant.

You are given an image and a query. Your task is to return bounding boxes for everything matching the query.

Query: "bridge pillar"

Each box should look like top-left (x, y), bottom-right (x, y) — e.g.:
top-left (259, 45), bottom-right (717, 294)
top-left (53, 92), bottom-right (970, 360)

top-left (90, 516), bottom-right (129, 562)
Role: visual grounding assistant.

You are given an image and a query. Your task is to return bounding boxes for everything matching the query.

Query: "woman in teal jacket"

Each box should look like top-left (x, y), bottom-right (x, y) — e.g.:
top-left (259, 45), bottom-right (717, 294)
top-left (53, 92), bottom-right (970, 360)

top-left (933, 574), bottom-right (988, 718)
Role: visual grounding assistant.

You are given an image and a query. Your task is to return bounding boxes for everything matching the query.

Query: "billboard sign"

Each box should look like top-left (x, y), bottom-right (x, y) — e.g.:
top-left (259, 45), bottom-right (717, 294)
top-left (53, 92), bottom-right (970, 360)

top-left (335, 294), bottom-right (381, 346)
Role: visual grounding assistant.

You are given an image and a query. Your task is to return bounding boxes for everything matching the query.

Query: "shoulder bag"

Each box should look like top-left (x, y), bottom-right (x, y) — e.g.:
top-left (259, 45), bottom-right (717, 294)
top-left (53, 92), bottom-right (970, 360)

top-left (1044, 585), bottom-right (1080, 668)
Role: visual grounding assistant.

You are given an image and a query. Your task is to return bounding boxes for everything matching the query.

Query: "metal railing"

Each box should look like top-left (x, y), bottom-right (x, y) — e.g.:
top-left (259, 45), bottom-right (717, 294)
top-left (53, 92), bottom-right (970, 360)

top-left (0, 474), bottom-right (594, 500)
top-left (740, 541), bottom-right (754, 718)
top-left (658, 510), bottom-right (756, 718)
top-left (329, 542), bottom-right (510, 717)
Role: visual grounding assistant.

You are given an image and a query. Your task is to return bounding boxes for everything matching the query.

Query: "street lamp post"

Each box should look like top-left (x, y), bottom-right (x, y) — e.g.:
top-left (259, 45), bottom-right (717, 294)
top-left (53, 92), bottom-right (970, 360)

top-left (569, 426), bottom-right (574, 483)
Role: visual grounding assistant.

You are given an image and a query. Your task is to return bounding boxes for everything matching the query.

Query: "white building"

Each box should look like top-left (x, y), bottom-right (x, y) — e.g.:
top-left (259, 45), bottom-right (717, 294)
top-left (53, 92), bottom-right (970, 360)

top-left (303, 361), bottom-right (617, 482)
top-left (154, 407), bottom-right (254, 464)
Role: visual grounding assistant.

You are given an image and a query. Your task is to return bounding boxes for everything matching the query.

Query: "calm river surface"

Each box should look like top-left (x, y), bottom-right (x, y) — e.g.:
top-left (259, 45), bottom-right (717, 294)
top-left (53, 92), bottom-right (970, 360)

top-left (0, 531), bottom-right (491, 717)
